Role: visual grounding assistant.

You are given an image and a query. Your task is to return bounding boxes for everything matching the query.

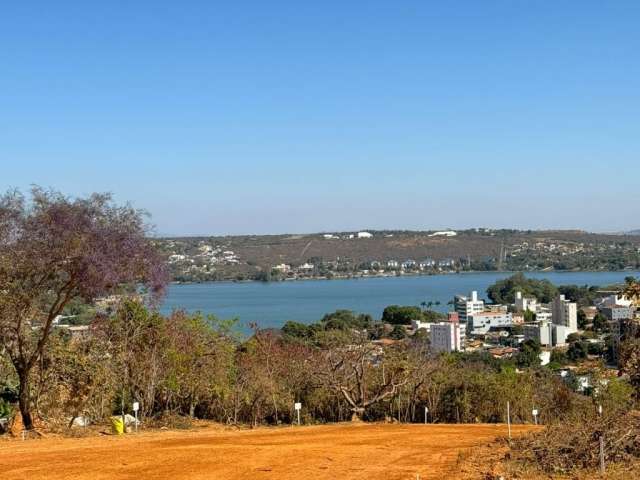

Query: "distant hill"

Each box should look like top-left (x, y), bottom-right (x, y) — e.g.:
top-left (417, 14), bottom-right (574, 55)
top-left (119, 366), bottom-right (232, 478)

top-left (158, 229), bottom-right (640, 282)
top-left (626, 229), bottom-right (640, 236)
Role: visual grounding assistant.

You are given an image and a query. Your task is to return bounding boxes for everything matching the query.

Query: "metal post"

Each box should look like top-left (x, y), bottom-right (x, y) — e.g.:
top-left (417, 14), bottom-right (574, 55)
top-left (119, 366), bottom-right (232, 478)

top-left (424, 407), bottom-right (428, 425)
top-left (598, 404), bottom-right (604, 475)
top-left (507, 401), bottom-right (512, 440)
top-left (135, 410), bottom-right (138, 433)
top-left (297, 408), bottom-right (300, 426)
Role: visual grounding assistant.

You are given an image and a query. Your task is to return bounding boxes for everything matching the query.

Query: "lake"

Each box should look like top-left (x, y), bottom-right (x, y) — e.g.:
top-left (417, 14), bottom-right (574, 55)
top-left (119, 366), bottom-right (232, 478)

top-left (161, 271), bottom-right (639, 332)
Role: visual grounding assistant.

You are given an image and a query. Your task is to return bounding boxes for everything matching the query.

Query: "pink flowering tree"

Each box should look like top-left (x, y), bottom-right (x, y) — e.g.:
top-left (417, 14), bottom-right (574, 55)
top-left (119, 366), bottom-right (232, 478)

top-left (0, 188), bottom-right (168, 430)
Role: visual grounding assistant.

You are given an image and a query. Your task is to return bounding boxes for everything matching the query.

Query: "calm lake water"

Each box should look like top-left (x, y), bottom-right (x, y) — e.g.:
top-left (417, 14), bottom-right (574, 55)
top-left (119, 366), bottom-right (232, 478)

top-left (161, 271), bottom-right (639, 332)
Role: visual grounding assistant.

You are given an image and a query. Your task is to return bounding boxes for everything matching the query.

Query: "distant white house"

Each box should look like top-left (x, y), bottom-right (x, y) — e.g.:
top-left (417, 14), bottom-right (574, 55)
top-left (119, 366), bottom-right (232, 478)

top-left (357, 231), bottom-right (373, 238)
top-left (323, 234), bottom-right (339, 239)
top-left (429, 230), bottom-right (457, 237)
top-left (438, 258), bottom-right (455, 268)
top-left (387, 260), bottom-right (399, 268)
top-left (401, 259), bottom-right (416, 269)
top-left (299, 263), bottom-right (315, 270)
top-left (419, 258), bottom-right (436, 269)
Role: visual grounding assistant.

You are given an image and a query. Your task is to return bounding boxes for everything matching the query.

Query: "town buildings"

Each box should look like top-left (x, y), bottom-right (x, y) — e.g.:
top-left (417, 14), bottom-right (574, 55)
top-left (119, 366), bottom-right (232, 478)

top-left (430, 322), bottom-right (464, 353)
top-left (466, 311), bottom-right (512, 334)
top-left (454, 291), bottom-right (485, 323)
top-left (600, 305), bottom-right (635, 322)
top-left (552, 294), bottom-right (578, 331)
top-left (515, 291), bottom-right (538, 313)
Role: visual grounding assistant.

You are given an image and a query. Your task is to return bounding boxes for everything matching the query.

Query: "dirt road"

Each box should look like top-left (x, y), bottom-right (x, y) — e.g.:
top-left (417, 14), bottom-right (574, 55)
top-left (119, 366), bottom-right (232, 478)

top-left (0, 423), bottom-right (536, 480)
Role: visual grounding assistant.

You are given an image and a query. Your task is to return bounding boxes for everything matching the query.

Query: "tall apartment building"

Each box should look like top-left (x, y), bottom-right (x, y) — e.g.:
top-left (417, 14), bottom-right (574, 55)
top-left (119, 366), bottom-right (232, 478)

top-left (552, 294), bottom-right (578, 331)
top-left (431, 321), bottom-right (464, 353)
top-left (454, 290), bottom-right (484, 323)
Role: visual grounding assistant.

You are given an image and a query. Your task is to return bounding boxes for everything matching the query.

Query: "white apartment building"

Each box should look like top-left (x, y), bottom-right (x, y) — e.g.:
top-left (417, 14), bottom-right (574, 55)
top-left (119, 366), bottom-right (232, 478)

top-left (524, 320), bottom-right (573, 347)
top-left (515, 291), bottom-right (538, 313)
top-left (524, 321), bottom-right (553, 347)
top-left (431, 321), bottom-right (464, 353)
top-left (467, 311), bottom-right (512, 334)
top-left (454, 291), bottom-right (485, 323)
top-left (536, 307), bottom-right (553, 323)
top-left (552, 294), bottom-right (578, 331)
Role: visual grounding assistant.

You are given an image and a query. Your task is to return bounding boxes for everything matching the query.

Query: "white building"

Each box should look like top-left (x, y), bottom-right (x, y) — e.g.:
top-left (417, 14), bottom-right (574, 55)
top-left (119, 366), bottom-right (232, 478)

top-left (467, 311), bottom-right (512, 334)
top-left (401, 259), bottom-right (416, 269)
top-left (357, 231), bottom-right (373, 238)
top-left (454, 291), bottom-right (485, 323)
top-left (431, 322), bottom-right (464, 353)
top-left (524, 321), bottom-right (573, 347)
top-left (552, 295), bottom-right (578, 331)
top-left (429, 230), bottom-right (457, 237)
top-left (524, 322), bottom-right (553, 347)
top-left (598, 294), bottom-right (633, 308)
top-left (411, 319), bottom-right (433, 332)
top-left (515, 291), bottom-right (538, 313)
top-left (536, 307), bottom-right (553, 323)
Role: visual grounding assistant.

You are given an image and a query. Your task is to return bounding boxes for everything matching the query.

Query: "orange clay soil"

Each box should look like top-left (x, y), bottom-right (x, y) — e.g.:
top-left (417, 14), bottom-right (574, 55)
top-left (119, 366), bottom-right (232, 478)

top-left (0, 423), bottom-right (537, 480)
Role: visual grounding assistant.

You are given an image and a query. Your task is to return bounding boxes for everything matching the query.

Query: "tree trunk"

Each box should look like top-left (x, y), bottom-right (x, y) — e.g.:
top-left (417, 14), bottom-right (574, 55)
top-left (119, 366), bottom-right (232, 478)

top-left (351, 407), bottom-right (364, 422)
top-left (18, 371), bottom-right (34, 431)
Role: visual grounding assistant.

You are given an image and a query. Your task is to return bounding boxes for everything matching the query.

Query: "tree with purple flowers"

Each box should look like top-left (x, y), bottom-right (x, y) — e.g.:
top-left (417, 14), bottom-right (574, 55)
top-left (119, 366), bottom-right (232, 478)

top-left (0, 188), bottom-right (167, 431)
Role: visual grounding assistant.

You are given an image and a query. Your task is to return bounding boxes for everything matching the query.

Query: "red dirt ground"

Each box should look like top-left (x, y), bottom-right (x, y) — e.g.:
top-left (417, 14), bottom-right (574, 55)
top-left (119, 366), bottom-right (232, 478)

top-left (0, 423), bottom-right (537, 480)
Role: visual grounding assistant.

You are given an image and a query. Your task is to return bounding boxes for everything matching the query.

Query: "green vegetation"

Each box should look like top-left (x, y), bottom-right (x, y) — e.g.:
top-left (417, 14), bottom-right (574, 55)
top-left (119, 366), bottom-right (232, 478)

top-left (381, 305), bottom-right (445, 325)
top-left (487, 273), bottom-right (558, 304)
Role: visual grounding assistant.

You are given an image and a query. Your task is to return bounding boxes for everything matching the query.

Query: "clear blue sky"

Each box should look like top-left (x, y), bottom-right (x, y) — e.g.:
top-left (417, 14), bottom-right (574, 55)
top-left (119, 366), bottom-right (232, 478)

top-left (2, 1), bottom-right (639, 235)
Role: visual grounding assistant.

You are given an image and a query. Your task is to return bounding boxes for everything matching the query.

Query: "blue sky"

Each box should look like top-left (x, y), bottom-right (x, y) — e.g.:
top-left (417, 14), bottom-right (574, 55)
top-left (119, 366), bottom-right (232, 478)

top-left (2, 1), bottom-right (639, 235)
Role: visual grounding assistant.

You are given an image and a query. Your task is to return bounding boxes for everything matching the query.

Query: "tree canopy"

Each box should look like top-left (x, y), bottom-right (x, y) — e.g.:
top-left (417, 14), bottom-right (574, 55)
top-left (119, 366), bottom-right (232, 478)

top-left (486, 273), bottom-right (558, 304)
top-left (0, 188), bottom-right (167, 430)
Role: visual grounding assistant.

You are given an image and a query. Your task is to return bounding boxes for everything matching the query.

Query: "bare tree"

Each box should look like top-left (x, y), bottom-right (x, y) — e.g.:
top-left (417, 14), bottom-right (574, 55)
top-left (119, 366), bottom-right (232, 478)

top-left (314, 331), bottom-right (410, 421)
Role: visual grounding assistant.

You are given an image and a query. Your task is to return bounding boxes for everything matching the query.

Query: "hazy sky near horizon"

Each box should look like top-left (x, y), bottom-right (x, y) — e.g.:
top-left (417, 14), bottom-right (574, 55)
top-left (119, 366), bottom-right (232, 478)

top-left (2, 1), bottom-right (639, 235)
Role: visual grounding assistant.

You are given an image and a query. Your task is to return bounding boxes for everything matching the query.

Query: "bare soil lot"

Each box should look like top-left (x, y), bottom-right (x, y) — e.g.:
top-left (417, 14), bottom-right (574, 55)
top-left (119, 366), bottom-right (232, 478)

top-left (0, 423), bottom-right (536, 480)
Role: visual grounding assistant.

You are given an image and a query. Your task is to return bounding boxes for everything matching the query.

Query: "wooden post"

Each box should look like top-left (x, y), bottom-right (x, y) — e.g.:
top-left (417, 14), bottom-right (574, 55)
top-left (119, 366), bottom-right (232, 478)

top-left (507, 401), bottom-right (512, 441)
top-left (599, 435), bottom-right (605, 475)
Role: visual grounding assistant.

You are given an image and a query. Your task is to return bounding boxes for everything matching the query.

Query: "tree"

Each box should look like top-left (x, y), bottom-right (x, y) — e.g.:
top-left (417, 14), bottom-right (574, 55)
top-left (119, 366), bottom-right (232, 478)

top-left (320, 310), bottom-right (372, 330)
top-left (516, 339), bottom-right (541, 368)
top-left (487, 273), bottom-right (558, 304)
top-left (592, 313), bottom-right (609, 333)
top-left (577, 309), bottom-right (587, 329)
top-left (619, 338), bottom-right (640, 398)
top-left (0, 188), bottom-right (167, 430)
top-left (314, 331), bottom-right (410, 420)
top-left (621, 277), bottom-right (640, 304)
top-left (382, 305), bottom-right (423, 325)
top-left (389, 324), bottom-right (407, 340)
top-left (567, 341), bottom-right (588, 362)
top-left (381, 305), bottom-right (444, 325)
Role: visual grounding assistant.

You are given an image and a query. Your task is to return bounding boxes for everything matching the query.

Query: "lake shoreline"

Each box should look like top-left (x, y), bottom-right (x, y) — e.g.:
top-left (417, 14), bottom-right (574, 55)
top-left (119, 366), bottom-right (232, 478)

top-left (170, 268), bottom-right (639, 286)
